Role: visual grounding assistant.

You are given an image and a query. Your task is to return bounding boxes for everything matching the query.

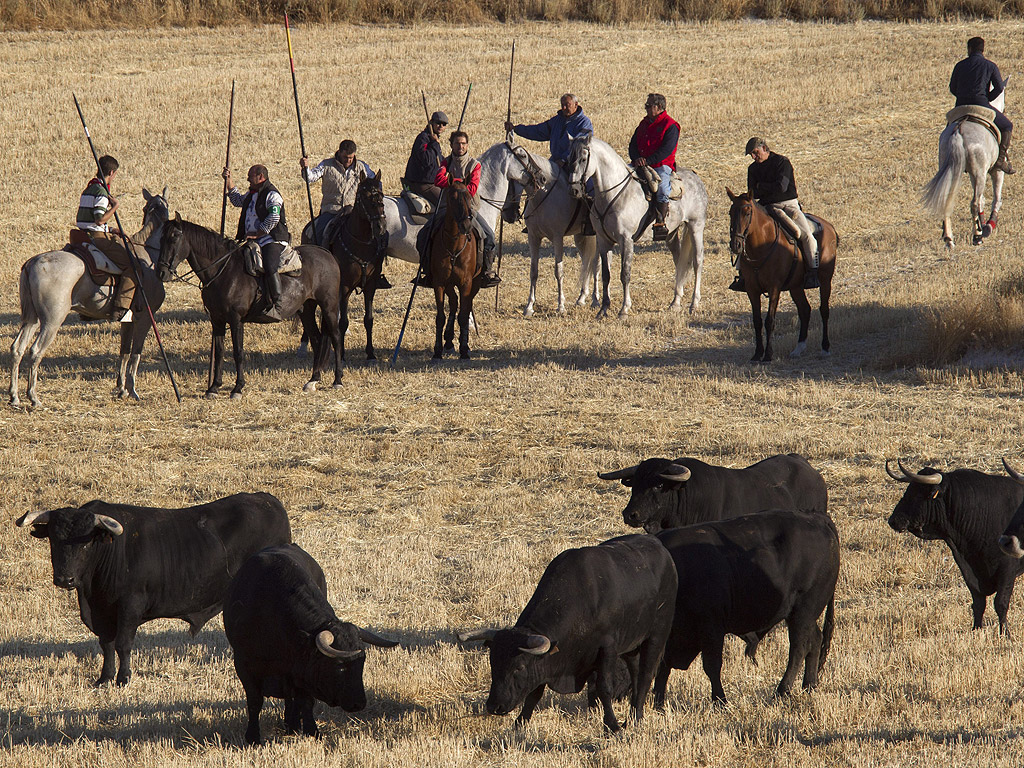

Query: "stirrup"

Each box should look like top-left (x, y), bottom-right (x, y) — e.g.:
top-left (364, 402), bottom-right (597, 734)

top-left (728, 274), bottom-right (746, 292)
top-left (376, 273), bottom-right (393, 290)
top-left (996, 156), bottom-right (1016, 174)
top-left (412, 273), bottom-right (432, 287)
top-left (652, 222), bottom-right (669, 241)
top-left (263, 304), bottom-right (285, 321)
top-left (479, 273), bottom-right (501, 288)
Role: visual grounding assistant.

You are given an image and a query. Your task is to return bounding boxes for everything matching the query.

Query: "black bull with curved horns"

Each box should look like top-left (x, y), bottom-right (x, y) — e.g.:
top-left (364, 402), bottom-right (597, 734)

top-left (15, 493), bottom-right (291, 686)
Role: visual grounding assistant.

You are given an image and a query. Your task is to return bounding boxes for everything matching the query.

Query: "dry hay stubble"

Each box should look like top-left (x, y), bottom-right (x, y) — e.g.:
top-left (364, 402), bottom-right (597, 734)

top-left (2, 19), bottom-right (1024, 767)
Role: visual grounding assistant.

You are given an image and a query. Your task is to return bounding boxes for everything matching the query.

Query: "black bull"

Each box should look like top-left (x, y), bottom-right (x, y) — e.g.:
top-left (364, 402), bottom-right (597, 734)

top-left (887, 459), bottom-right (1024, 636)
top-left (15, 493), bottom-right (292, 685)
top-left (599, 453), bottom-right (828, 533)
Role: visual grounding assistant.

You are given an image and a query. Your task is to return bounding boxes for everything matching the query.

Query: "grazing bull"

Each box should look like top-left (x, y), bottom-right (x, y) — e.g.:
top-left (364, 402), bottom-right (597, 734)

top-left (887, 459), bottom-right (1024, 636)
top-left (15, 493), bottom-right (291, 686)
top-left (654, 510), bottom-right (839, 706)
top-left (223, 543), bottom-right (398, 745)
top-left (459, 534), bottom-right (676, 732)
top-left (598, 453), bottom-right (827, 533)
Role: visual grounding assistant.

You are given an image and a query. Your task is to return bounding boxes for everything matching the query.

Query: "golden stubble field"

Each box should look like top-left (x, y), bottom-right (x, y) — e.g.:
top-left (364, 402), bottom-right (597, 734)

top-left (2, 19), bottom-right (1024, 767)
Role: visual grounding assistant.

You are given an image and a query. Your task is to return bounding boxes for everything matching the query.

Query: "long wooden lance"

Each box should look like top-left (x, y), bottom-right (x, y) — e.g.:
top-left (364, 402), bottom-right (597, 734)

top-left (285, 13), bottom-right (318, 245)
top-left (391, 82), bottom-right (474, 366)
top-left (219, 80), bottom-right (235, 238)
top-left (421, 90), bottom-right (430, 123)
top-left (496, 41), bottom-right (515, 312)
top-left (72, 93), bottom-right (182, 403)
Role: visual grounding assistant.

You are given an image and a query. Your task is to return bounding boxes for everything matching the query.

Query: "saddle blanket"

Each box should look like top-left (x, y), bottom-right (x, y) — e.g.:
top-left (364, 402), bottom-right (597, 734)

top-left (946, 105), bottom-right (1001, 143)
top-left (245, 243), bottom-right (303, 276)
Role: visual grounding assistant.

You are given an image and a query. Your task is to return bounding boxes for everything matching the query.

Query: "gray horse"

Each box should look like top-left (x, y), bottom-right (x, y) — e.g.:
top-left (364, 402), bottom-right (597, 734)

top-left (567, 134), bottom-right (707, 319)
top-left (10, 189), bottom-right (169, 408)
top-left (921, 81), bottom-right (1008, 248)
top-left (496, 138), bottom-right (600, 316)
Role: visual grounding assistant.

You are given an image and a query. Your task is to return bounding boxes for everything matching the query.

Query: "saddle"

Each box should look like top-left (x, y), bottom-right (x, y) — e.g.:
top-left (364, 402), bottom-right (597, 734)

top-left (946, 105), bottom-right (1001, 144)
top-left (243, 242), bottom-right (303, 277)
top-left (400, 189), bottom-right (433, 225)
top-left (64, 229), bottom-right (122, 285)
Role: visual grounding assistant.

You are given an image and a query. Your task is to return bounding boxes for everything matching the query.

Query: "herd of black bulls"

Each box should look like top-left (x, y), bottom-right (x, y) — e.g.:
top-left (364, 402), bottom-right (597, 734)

top-left (14, 453), bottom-right (1024, 744)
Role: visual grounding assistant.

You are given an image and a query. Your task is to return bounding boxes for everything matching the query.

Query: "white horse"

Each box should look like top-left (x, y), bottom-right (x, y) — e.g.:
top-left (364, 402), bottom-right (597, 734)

top-left (921, 80), bottom-right (1008, 248)
top-left (496, 138), bottom-right (600, 316)
top-left (566, 134), bottom-right (707, 319)
top-left (383, 140), bottom-right (600, 315)
top-left (10, 189), bottom-right (169, 408)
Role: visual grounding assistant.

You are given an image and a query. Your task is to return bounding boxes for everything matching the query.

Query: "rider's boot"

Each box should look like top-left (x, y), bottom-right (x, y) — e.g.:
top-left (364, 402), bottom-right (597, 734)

top-left (728, 274), bottom-right (746, 292)
top-left (376, 272), bottom-right (393, 290)
top-left (801, 239), bottom-right (821, 290)
top-left (412, 247), bottom-right (432, 287)
top-left (995, 129), bottom-right (1016, 175)
top-left (263, 271), bottom-right (286, 321)
top-left (582, 199), bottom-right (596, 236)
top-left (652, 202), bottom-right (670, 241)
top-left (479, 247), bottom-right (501, 288)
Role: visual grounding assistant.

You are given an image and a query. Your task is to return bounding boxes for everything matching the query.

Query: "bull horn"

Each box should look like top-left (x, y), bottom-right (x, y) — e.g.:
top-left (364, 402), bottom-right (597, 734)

top-left (315, 630), bottom-right (362, 660)
top-left (658, 464), bottom-right (691, 482)
top-left (519, 634), bottom-right (551, 656)
top-left (457, 628), bottom-right (497, 643)
top-left (884, 459), bottom-right (910, 483)
top-left (94, 515), bottom-right (124, 536)
top-left (598, 464), bottom-right (639, 481)
top-left (358, 627), bottom-right (399, 648)
top-left (897, 459), bottom-right (942, 485)
top-left (1003, 458), bottom-right (1024, 485)
top-left (16, 510), bottom-right (50, 528)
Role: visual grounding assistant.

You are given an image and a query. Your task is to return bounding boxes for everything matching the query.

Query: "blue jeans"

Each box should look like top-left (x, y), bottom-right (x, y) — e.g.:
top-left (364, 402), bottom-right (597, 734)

top-left (653, 165), bottom-right (672, 203)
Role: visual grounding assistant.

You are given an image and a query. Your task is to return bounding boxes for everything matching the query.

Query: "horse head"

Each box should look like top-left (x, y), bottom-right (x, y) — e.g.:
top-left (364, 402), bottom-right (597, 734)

top-left (355, 172), bottom-right (387, 242)
top-left (506, 141), bottom-right (547, 194)
top-left (567, 132), bottom-right (594, 200)
top-left (726, 187), bottom-right (754, 257)
top-left (446, 181), bottom-right (475, 237)
top-left (157, 214), bottom-right (186, 282)
top-left (142, 187), bottom-right (170, 229)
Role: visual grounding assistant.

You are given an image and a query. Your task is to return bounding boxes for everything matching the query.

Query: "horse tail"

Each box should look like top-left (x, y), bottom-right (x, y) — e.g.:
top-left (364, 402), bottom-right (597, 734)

top-left (920, 124), bottom-right (965, 219)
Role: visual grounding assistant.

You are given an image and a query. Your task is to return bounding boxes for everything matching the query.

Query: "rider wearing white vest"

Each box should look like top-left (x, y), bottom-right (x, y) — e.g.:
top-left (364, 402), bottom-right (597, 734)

top-left (301, 140), bottom-right (391, 289)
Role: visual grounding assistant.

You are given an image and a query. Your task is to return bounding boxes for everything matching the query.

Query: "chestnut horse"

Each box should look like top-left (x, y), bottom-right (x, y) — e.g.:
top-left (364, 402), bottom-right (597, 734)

top-left (726, 188), bottom-right (837, 363)
top-left (429, 182), bottom-right (480, 360)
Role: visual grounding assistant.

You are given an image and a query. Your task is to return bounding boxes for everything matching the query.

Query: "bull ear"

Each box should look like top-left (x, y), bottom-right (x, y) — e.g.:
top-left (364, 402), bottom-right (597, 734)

top-left (93, 515), bottom-right (124, 536)
top-left (358, 627), bottom-right (399, 648)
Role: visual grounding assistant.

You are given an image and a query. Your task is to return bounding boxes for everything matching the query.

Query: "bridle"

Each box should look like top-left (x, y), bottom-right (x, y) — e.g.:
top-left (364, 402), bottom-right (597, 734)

top-left (335, 180), bottom-right (389, 291)
top-left (158, 220), bottom-right (242, 287)
top-left (729, 197), bottom-right (785, 273)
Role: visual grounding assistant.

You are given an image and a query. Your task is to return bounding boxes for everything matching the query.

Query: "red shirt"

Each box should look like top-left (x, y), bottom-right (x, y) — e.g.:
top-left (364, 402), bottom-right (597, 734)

top-left (434, 157), bottom-right (481, 198)
top-left (633, 111), bottom-right (680, 171)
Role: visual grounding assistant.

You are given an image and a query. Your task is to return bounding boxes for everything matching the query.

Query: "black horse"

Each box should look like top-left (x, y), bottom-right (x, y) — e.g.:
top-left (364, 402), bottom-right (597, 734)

top-left (157, 215), bottom-right (343, 398)
top-left (329, 173), bottom-right (388, 363)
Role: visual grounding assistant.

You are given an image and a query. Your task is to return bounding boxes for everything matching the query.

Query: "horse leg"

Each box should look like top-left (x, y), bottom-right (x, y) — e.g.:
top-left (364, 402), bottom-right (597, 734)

top-left (971, 170), bottom-right (986, 246)
top-left (747, 290), bottom-right (764, 362)
top-left (459, 292), bottom-right (472, 360)
top-left (618, 236), bottom-right (634, 318)
top-left (574, 234), bottom-right (596, 308)
top-left (10, 306), bottom-right (41, 408)
top-left (985, 170), bottom-right (1005, 238)
top-left (364, 288), bottom-right (376, 361)
top-left (206, 321), bottom-right (227, 398)
top-left (819, 271), bottom-right (832, 356)
top-left (789, 288), bottom-right (812, 358)
top-left (228, 319), bottom-right (245, 399)
top-left (596, 240), bottom-right (613, 320)
top-left (763, 289), bottom-right (782, 363)
top-left (444, 288), bottom-right (458, 350)
top-left (553, 239), bottom-right (566, 315)
top-left (433, 287), bottom-right (446, 360)
top-left (24, 291), bottom-right (72, 409)
top-left (525, 232), bottom-right (541, 317)
top-left (683, 220), bottom-right (705, 314)
top-left (667, 226), bottom-right (694, 313)
top-left (942, 216), bottom-right (954, 249)
top-left (123, 319), bottom-right (153, 401)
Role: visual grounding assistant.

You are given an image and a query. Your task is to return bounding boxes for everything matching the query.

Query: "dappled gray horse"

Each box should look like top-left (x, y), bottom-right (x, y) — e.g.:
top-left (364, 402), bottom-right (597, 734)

top-left (921, 80), bottom-right (1008, 248)
top-left (10, 189), bottom-right (170, 408)
top-left (567, 134), bottom-right (707, 319)
top-left (492, 138), bottom-right (599, 316)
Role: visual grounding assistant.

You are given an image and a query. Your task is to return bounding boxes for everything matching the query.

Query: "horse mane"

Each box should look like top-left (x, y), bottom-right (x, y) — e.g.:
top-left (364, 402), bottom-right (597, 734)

top-left (178, 218), bottom-right (238, 262)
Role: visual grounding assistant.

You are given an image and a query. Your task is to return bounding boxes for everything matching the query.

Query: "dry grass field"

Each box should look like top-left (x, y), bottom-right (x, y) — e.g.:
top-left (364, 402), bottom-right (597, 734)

top-left (2, 19), bottom-right (1024, 767)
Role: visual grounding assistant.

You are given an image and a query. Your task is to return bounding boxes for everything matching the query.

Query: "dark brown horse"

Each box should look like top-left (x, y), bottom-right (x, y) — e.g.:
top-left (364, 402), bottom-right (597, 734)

top-left (726, 188), bottom-right (837, 363)
top-left (330, 173), bottom-right (387, 363)
top-left (157, 215), bottom-right (343, 398)
top-left (430, 182), bottom-right (480, 360)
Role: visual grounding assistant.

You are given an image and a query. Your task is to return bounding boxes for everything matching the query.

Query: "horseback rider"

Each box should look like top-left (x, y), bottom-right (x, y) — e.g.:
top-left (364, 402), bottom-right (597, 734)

top-left (505, 93), bottom-right (595, 234)
top-left (223, 164), bottom-right (290, 321)
top-left (414, 131), bottom-right (501, 288)
top-left (403, 111), bottom-right (448, 207)
top-left (729, 137), bottom-right (819, 292)
top-left (949, 36), bottom-right (1015, 175)
top-left (76, 154), bottom-right (138, 322)
top-left (301, 139), bottom-right (391, 289)
top-left (628, 93), bottom-right (680, 241)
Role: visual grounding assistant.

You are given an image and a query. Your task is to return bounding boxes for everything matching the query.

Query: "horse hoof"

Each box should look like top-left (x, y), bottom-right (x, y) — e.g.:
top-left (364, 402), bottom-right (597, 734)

top-left (128, 390), bottom-right (140, 402)
top-left (789, 343), bottom-right (807, 358)
top-left (204, 391), bottom-right (218, 400)
top-left (303, 382), bottom-right (317, 394)
top-left (230, 392), bottom-right (243, 400)
top-left (444, 342), bottom-right (455, 351)
top-left (333, 383), bottom-right (344, 389)
top-left (524, 307), bottom-right (535, 318)
top-left (668, 301), bottom-right (682, 313)
top-left (430, 356), bottom-right (443, 364)
top-left (596, 309), bottom-right (609, 320)
top-left (460, 352), bottom-right (470, 360)
top-left (557, 306), bottom-right (567, 316)
top-left (821, 348), bottom-right (832, 357)
top-left (618, 309), bottom-right (630, 319)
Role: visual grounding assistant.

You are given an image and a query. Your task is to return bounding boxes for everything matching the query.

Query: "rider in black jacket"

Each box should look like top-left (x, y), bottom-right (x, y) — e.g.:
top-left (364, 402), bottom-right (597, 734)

top-left (950, 36), bottom-right (1015, 174)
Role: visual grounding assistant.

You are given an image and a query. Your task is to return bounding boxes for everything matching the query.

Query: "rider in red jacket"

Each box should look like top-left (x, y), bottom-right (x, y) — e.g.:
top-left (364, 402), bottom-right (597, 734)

top-left (628, 93), bottom-right (680, 241)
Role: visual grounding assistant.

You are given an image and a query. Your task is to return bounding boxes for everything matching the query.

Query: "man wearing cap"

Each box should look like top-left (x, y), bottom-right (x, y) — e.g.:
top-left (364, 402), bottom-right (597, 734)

top-left (950, 36), bottom-right (1015, 174)
top-left (404, 111), bottom-right (448, 207)
top-left (731, 137), bottom-right (819, 292)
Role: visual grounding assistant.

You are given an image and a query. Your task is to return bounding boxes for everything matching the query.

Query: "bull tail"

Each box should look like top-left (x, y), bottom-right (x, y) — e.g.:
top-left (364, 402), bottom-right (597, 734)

top-left (817, 594), bottom-right (835, 673)
top-left (920, 125), bottom-right (966, 219)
